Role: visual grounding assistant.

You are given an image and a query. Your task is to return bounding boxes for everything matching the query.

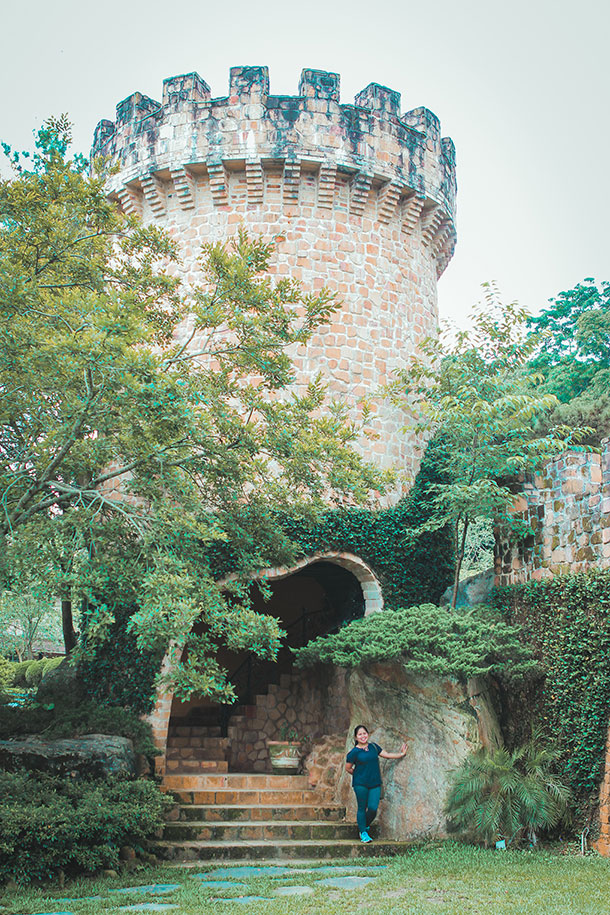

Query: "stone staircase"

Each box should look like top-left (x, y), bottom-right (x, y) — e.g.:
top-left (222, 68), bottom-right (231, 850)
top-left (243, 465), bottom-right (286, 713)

top-left (159, 773), bottom-right (410, 860)
top-left (165, 722), bottom-right (229, 775)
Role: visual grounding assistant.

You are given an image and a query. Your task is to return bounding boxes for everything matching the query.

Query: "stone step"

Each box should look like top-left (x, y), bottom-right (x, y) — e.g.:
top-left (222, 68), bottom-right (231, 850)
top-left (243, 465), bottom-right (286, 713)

top-left (177, 804), bottom-right (346, 823)
top-left (163, 788), bottom-right (335, 806)
top-left (164, 821), bottom-right (355, 841)
top-left (158, 839), bottom-right (412, 861)
top-left (166, 747), bottom-right (228, 761)
top-left (165, 760), bottom-right (229, 774)
top-left (169, 725), bottom-right (221, 738)
top-left (167, 735), bottom-right (228, 748)
top-left (163, 773), bottom-right (309, 790)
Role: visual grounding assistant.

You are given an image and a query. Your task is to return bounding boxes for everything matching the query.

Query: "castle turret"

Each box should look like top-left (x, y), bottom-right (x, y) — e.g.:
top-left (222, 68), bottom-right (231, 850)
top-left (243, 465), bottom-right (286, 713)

top-left (93, 67), bottom-right (457, 493)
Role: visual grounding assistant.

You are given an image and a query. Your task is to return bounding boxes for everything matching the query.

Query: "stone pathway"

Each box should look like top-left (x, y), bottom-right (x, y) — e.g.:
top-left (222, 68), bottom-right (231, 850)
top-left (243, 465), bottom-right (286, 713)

top-left (16, 862), bottom-right (390, 913)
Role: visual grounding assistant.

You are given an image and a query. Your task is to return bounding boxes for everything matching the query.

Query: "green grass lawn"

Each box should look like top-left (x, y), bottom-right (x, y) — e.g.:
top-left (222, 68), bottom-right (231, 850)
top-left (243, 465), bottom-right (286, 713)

top-left (3, 844), bottom-right (610, 915)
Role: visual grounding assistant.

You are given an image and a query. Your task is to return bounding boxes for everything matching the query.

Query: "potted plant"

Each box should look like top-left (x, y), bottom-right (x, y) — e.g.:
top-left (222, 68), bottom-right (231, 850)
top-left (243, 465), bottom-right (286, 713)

top-left (268, 725), bottom-right (303, 774)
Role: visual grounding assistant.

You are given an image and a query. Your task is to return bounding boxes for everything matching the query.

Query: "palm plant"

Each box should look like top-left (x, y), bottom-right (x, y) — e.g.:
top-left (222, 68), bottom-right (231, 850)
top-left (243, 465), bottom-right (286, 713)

top-left (445, 736), bottom-right (571, 847)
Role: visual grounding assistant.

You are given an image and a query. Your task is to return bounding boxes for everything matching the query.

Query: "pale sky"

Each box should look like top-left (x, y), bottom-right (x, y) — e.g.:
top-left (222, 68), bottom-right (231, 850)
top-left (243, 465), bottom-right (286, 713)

top-left (1, 0), bottom-right (607, 324)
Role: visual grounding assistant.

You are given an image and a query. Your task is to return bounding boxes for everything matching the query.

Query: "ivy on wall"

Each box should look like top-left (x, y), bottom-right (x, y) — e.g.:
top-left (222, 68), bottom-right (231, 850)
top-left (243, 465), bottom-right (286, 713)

top-left (495, 570), bottom-right (610, 800)
top-left (78, 602), bottom-right (164, 715)
top-left (285, 434), bottom-right (455, 610)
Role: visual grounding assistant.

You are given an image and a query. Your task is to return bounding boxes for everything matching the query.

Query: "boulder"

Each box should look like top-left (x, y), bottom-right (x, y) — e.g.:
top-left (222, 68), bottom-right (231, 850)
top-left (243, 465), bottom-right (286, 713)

top-left (36, 659), bottom-right (84, 703)
top-left (440, 568), bottom-right (495, 608)
top-left (333, 664), bottom-right (503, 840)
top-left (0, 733), bottom-right (136, 778)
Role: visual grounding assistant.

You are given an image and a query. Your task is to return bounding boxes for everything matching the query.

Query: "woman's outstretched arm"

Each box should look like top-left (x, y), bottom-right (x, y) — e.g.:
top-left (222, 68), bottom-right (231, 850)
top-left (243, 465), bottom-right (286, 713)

top-left (379, 742), bottom-right (409, 759)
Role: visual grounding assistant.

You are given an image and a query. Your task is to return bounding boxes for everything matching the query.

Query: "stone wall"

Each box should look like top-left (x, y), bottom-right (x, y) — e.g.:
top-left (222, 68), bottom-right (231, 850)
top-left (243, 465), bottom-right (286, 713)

top-left (494, 439), bottom-right (610, 855)
top-left (495, 439), bottom-right (610, 586)
top-left (93, 66), bottom-right (457, 492)
top-left (227, 667), bottom-right (350, 773)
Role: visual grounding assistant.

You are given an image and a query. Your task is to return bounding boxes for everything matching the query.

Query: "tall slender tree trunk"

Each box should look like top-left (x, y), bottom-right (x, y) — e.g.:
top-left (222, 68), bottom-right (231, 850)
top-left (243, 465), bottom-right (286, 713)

top-left (450, 517), bottom-right (470, 609)
top-left (61, 595), bottom-right (76, 655)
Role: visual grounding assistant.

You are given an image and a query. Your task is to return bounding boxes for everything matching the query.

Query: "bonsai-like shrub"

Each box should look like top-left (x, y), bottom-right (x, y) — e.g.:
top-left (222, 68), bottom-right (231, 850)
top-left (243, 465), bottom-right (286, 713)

top-left (445, 737), bottom-right (570, 847)
top-left (295, 603), bottom-right (536, 680)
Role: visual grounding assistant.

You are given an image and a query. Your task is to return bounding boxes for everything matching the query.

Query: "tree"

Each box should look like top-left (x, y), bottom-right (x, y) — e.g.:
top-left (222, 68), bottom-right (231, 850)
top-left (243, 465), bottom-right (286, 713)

top-left (0, 120), bottom-right (385, 702)
top-left (390, 286), bottom-right (586, 608)
top-left (527, 279), bottom-right (610, 442)
top-left (0, 589), bottom-right (62, 661)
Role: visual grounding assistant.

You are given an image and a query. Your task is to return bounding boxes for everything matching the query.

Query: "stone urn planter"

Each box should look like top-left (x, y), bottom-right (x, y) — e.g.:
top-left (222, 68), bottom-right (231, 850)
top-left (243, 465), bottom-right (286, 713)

top-left (268, 738), bottom-right (303, 774)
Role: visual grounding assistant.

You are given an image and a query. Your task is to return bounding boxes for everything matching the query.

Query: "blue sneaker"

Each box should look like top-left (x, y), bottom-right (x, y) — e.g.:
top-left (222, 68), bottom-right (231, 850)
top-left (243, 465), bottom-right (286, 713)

top-left (360, 831), bottom-right (373, 843)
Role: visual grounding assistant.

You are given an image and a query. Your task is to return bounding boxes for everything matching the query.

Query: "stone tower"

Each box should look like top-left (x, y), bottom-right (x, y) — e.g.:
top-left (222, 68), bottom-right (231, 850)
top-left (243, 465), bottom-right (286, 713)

top-left (93, 67), bottom-right (457, 493)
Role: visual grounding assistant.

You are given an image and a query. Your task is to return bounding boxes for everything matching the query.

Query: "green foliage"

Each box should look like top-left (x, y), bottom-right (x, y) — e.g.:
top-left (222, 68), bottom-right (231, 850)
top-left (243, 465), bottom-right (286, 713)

top-left (527, 280), bottom-right (610, 442)
top-left (295, 602), bottom-right (536, 680)
top-left (0, 655), bottom-right (13, 691)
top-left (283, 434), bottom-right (455, 611)
top-left (1, 121), bottom-right (385, 703)
top-left (445, 737), bottom-right (570, 847)
top-left (24, 658), bottom-right (48, 687)
top-left (495, 571), bottom-right (610, 800)
top-left (0, 586), bottom-right (63, 662)
top-left (0, 771), bottom-right (171, 883)
top-left (390, 287), bottom-right (587, 607)
top-left (0, 696), bottom-right (157, 757)
top-left (42, 656), bottom-right (64, 676)
top-left (11, 659), bottom-right (35, 688)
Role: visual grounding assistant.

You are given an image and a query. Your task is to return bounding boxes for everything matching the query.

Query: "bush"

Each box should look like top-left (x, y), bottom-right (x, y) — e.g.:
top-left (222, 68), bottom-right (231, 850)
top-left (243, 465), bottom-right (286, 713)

top-left (445, 737), bottom-right (570, 847)
top-left (0, 656), bottom-right (13, 692)
top-left (24, 659), bottom-right (48, 687)
top-left (11, 660), bottom-right (34, 688)
top-left (42, 656), bottom-right (64, 677)
top-left (295, 603), bottom-right (537, 680)
top-left (0, 771), bottom-right (172, 883)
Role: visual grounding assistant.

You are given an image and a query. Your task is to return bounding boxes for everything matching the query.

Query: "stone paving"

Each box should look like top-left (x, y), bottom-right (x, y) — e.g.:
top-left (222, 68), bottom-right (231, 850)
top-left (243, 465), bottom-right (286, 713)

top-left (17, 862), bottom-right (389, 913)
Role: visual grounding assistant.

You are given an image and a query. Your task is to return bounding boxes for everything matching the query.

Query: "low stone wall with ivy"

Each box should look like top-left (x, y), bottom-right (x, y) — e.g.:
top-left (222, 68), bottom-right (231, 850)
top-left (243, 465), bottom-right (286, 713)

top-left (495, 570), bottom-right (610, 807)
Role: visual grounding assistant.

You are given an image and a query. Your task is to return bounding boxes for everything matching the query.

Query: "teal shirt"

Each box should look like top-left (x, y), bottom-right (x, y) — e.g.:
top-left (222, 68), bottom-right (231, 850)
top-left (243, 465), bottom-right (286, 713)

top-left (346, 742), bottom-right (383, 788)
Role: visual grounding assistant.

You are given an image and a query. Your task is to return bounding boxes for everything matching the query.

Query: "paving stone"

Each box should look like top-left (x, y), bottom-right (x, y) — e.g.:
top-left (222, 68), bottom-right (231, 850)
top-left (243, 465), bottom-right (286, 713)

top-left (273, 885), bottom-right (314, 896)
top-left (118, 906), bottom-right (178, 913)
top-left (110, 884), bottom-right (181, 895)
top-left (317, 874), bottom-right (378, 889)
top-left (191, 880), bottom-right (246, 888)
top-left (302, 864), bottom-right (388, 875)
top-left (194, 866), bottom-right (293, 879)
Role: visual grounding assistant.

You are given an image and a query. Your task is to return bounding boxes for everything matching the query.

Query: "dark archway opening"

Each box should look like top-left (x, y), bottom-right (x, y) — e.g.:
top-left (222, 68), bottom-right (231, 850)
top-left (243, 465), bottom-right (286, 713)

top-left (168, 561), bottom-right (364, 732)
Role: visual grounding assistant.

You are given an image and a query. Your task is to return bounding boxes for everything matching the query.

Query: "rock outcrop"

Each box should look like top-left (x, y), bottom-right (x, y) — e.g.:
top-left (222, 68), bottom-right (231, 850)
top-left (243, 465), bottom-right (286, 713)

top-left (305, 663), bottom-right (502, 840)
top-left (0, 734), bottom-right (136, 779)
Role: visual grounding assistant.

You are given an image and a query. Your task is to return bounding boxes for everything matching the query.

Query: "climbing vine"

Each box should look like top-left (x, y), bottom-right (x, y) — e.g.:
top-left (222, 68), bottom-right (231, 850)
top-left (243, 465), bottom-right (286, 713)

top-left (281, 433), bottom-right (454, 609)
top-left (495, 570), bottom-right (610, 800)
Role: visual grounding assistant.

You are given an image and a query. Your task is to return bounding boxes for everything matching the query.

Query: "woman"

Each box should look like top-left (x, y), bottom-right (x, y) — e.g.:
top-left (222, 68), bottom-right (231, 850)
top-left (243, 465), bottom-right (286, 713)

top-left (345, 724), bottom-right (408, 843)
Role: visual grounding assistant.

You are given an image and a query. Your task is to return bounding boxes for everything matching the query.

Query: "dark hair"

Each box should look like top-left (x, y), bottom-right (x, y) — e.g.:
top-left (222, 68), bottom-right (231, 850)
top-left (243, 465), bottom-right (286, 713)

top-left (353, 724), bottom-right (369, 745)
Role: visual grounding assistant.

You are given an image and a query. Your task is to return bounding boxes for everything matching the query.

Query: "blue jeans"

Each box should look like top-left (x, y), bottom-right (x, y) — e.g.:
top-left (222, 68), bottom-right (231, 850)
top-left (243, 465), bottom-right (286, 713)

top-left (353, 785), bottom-right (381, 833)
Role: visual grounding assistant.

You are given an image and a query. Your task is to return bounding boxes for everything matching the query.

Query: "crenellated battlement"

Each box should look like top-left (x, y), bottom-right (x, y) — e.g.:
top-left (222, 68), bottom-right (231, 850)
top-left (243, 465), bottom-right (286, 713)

top-left (93, 67), bottom-right (456, 275)
top-left (92, 66), bottom-right (457, 491)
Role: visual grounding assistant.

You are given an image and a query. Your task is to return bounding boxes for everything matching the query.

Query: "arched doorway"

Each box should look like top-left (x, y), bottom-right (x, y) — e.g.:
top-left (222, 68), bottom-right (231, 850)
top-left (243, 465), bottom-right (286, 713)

top-left (149, 553), bottom-right (382, 773)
